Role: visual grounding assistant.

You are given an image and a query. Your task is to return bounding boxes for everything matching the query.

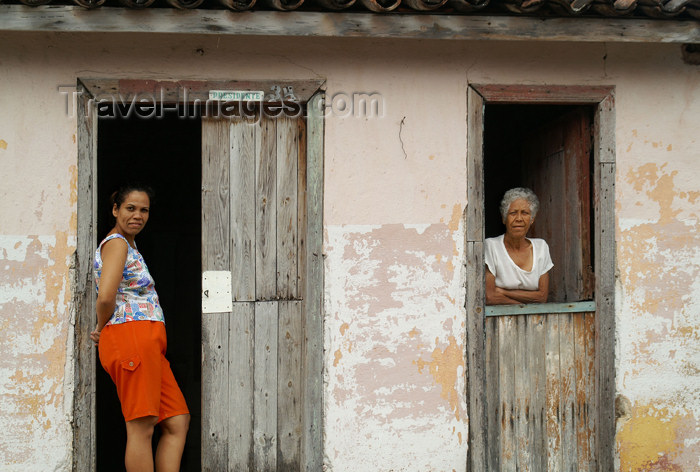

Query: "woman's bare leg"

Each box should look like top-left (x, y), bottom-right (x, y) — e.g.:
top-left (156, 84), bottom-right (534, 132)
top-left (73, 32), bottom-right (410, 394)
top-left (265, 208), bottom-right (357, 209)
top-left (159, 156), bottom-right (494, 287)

top-left (155, 413), bottom-right (190, 472)
top-left (125, 416), bottom-right (158, 472)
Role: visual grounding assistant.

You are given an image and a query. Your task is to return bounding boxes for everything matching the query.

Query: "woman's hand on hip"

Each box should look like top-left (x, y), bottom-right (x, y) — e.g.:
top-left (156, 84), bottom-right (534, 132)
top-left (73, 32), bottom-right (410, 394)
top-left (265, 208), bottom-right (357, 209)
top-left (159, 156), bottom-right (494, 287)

top-left (90, 325), bottom-right (101, 346)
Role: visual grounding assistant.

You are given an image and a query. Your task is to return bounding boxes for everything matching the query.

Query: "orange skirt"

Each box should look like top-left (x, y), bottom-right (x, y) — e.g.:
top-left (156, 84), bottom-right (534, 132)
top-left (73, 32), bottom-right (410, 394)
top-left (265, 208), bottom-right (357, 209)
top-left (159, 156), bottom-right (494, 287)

top-left (99, 320), bottom-right (189, 423)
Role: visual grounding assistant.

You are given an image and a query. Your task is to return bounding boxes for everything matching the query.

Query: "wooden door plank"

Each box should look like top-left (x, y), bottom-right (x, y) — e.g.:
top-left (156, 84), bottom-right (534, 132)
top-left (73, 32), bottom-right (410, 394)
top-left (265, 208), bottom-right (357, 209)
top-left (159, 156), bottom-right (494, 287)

top-left (202, 312), bottom-right (231, 471)
top-left (276, 116), bottom-right (299, 299)
top-left (296, 118), bottom-right (308, 304)
top-left (485, 316), bottom-right (500, 472)
top-left (292, 116), bottom-right (310, 468)
top-left (572, 112), bottom-right (594, 300)
top-left (466, 87), bottom-right (485, 243)
top-left (201, 117), bottom-right (232, 471)
top-left (302, 93), bottom-right (324, 471)
top-left (257, 117), bottom-right (277, 300)
top-left (594, 149), bottom-right (616, 472)
top-left (73, 86), bottom-right (97, 472)
top-left (530, 314), bottom-right (546, 472)
top-left (498, 315), bottom-right (516, 471)
top-left (465, 240), bottom-right (488, 471)
top-left (574, 312), bottom-right (589, 471)
top-left (278, 300), bottom-right (303, 470)
top-left (564, 118), bottom-right (581, 301)
top-left (583, 312), bottom-right (597, 471)
top-left (514, 315), bottom-right (533, 471)
top-left (466, 86), bottom-right (487, 472)
top-left (594, 95), bottom-right (616, 164)
top-left (229, 302), bottom-right (255, 472)
top-left (230, 118), bottom-right (257, 302)
top-left (563, 110), bottom-right (589, 302)
top-left (550, 150), bottom-right (567, 302)
top-left (254, 301), bottom-right (279, 471)
top-left (559, 313), bottom-right (577, 471)
top-left (202, 117), bottom-right (231, 271)
top-left (545, 314), bottom-right (563, 472)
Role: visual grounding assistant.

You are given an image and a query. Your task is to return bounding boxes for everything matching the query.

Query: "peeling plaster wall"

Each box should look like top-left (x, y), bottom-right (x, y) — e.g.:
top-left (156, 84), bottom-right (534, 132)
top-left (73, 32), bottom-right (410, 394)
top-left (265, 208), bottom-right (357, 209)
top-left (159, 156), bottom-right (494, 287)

top-left (0, 42), bottom-right (79, 469)
top-left (0, 33), bottom-right (698, 471)
top-left (609, 44), bottom-right (700, 472)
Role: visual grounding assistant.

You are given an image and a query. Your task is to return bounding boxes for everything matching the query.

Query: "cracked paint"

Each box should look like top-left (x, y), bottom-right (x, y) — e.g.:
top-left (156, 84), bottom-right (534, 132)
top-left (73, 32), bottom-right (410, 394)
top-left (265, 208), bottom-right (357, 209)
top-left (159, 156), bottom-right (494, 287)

top-left (616, 161), bottom-right (700, 471)
top-left (617, 405), bottom-right (697, 472)
top-left (0, 104), bottom-right (78, 469)
top-left (0, 233), bottom-right (75, 469)
top-left (324, 220), bottom-right (467, 471)
top-left (416, 335), bottom-right (465, 421)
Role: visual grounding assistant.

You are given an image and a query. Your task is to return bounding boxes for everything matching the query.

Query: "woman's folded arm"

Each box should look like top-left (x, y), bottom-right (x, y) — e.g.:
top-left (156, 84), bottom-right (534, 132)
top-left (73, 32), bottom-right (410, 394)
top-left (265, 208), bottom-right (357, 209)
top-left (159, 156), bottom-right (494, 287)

top-left (485, 269), bottom-right (549, 305)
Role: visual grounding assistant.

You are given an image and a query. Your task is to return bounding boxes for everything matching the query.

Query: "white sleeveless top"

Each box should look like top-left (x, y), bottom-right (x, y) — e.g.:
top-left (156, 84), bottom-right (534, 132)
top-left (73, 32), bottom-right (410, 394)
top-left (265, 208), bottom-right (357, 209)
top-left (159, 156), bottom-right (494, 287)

top-left (484, 234), bottom-right (553, 291)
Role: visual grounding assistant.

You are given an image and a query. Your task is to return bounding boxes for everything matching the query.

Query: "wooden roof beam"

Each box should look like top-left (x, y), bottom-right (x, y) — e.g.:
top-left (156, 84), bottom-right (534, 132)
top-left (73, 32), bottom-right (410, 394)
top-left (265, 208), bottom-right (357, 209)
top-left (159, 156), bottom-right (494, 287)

top-left (0, 6), bottom-right (698, 43)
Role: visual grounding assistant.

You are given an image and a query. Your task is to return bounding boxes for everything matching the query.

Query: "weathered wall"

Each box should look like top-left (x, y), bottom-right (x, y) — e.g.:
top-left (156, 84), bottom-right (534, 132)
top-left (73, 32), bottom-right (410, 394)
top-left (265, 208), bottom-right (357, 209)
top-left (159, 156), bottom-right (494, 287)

top-left (0, 36), bottom-right (79, 469)
top-left (0, 32), bottom-right (697, 471)
top-left (609, 43), bottom-right (700, 472)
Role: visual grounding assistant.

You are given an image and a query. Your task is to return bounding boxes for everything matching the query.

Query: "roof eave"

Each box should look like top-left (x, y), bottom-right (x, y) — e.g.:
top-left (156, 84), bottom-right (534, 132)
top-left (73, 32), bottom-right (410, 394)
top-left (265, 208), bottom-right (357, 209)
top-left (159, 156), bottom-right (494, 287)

top-left (0, 6), bottom-right (698, 43)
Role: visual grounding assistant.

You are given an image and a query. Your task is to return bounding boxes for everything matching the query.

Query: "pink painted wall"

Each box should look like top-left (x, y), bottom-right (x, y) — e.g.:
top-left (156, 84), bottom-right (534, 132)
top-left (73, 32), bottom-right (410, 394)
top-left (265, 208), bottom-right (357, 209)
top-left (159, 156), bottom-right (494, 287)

top-left (0, 32), bottom-right (697, 471)
top-left (609, 43), bottom-right (700, 472)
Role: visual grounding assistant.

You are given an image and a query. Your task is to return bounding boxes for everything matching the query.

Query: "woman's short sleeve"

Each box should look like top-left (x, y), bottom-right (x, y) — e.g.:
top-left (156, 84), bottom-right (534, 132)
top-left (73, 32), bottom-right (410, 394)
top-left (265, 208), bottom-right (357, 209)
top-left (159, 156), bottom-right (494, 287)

top-left (538, 239), bottom-right (554, 276)
top-left (484, 237), bottom-right (498, 276)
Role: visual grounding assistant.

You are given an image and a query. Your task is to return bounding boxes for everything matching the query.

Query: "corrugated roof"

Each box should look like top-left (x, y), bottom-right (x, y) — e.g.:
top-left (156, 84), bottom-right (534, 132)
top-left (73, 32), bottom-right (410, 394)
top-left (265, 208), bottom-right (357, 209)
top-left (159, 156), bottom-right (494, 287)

top-left (4, 0), bottom-right (699, 21)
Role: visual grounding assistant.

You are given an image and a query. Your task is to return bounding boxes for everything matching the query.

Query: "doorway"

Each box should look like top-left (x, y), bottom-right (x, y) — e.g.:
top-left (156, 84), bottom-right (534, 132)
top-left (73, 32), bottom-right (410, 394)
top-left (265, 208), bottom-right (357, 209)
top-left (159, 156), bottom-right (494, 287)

top-left (96, 106), bottom-right (202, 471)
top-left (73, 79), bottom-right (326, 472)
top-left (464, 85), bottom-right (616, 472)
top-left (483, 103), bottom-right (596, 471)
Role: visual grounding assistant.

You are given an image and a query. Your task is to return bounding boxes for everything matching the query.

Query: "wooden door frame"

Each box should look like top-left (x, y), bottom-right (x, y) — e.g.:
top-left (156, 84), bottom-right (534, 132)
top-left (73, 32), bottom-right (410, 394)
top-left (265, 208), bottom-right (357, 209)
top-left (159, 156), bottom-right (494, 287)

top-left (72, 78), bottom-right (326, 471)
top-left (465, 84), bottom-right (616, 471)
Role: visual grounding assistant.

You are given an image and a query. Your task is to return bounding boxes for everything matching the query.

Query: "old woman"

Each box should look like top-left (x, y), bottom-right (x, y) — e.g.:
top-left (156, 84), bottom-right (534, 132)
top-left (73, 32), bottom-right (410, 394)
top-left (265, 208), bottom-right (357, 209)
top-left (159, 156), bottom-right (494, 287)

top-left (485, 187), bottom-right (553, 305)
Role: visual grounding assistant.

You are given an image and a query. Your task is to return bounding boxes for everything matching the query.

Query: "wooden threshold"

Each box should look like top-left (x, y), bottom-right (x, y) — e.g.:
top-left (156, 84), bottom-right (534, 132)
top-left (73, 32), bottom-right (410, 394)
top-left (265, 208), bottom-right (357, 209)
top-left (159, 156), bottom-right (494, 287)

top-left (1, 6), bottom-right (699, 43)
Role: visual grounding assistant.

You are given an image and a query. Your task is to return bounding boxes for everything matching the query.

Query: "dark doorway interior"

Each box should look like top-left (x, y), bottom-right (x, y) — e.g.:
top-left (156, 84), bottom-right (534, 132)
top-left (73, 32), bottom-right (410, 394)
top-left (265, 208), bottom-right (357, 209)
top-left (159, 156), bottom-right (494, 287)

top-left (97, 107), bottom-right (201, 471)
top-left (485, 104), bottom-right (577, 236)
top-left (484, 104), bottom-right (595, 302)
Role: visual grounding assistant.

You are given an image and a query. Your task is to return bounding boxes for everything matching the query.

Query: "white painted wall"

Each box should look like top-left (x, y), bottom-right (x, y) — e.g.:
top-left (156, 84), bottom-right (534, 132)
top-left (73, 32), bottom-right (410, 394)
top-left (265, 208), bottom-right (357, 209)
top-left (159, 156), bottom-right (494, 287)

top-left (0, 32), bottom-right (698, 471)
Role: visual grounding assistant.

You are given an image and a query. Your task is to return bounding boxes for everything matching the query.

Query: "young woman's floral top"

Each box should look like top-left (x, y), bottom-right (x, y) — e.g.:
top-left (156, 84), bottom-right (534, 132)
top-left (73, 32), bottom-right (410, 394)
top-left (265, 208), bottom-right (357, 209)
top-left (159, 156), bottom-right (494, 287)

top-left (94, 233), bottom-right (165, 326)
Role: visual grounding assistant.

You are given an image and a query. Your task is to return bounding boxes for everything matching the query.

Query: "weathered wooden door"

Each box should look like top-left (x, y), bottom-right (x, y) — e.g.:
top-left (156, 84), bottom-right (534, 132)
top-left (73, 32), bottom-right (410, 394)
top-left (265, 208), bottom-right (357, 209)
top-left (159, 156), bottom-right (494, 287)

top-left (200, 97), bottom-right (323, 472)
top-left (485, 108), bottom-right (597, 471)
top-left (485, 307), bottom-right (596, 471)
top-left (522, 108), bottom-right (594, 303)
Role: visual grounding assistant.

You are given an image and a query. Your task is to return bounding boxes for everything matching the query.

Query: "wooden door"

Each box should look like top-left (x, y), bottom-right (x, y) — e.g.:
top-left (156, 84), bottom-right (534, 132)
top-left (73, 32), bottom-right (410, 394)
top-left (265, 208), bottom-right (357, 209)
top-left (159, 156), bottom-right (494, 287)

top-left (522, 108), bottom-right (595, 303)
top-left (485, 108), bottom-right (597, 471)
top-left (486, 308), bottom-right (596, 472)
top-left (200, 98), bottom-right (323, 471)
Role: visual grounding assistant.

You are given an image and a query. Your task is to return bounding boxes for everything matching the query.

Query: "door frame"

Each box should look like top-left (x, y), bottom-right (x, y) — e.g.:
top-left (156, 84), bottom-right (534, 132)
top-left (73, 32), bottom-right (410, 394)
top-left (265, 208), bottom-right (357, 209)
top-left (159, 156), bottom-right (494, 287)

top-left (72, 78), bottom-right (326, 471)
top-left (464, 84), bottom-right (616, 471)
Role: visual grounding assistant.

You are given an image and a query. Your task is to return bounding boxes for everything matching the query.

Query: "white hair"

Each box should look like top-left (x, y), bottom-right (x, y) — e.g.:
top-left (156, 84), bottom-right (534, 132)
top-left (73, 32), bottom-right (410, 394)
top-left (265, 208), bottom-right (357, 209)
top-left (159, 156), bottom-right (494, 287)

top-left (499, 187), bottom-right (540, 221)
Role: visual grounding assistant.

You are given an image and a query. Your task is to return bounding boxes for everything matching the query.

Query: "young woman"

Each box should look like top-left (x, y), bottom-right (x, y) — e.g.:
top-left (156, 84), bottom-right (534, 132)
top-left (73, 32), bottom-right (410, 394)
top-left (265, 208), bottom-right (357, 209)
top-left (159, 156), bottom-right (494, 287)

top-left (92, 184), bottom-right (189, 472)
top-left (485, 187), bottom-right (553, 305)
